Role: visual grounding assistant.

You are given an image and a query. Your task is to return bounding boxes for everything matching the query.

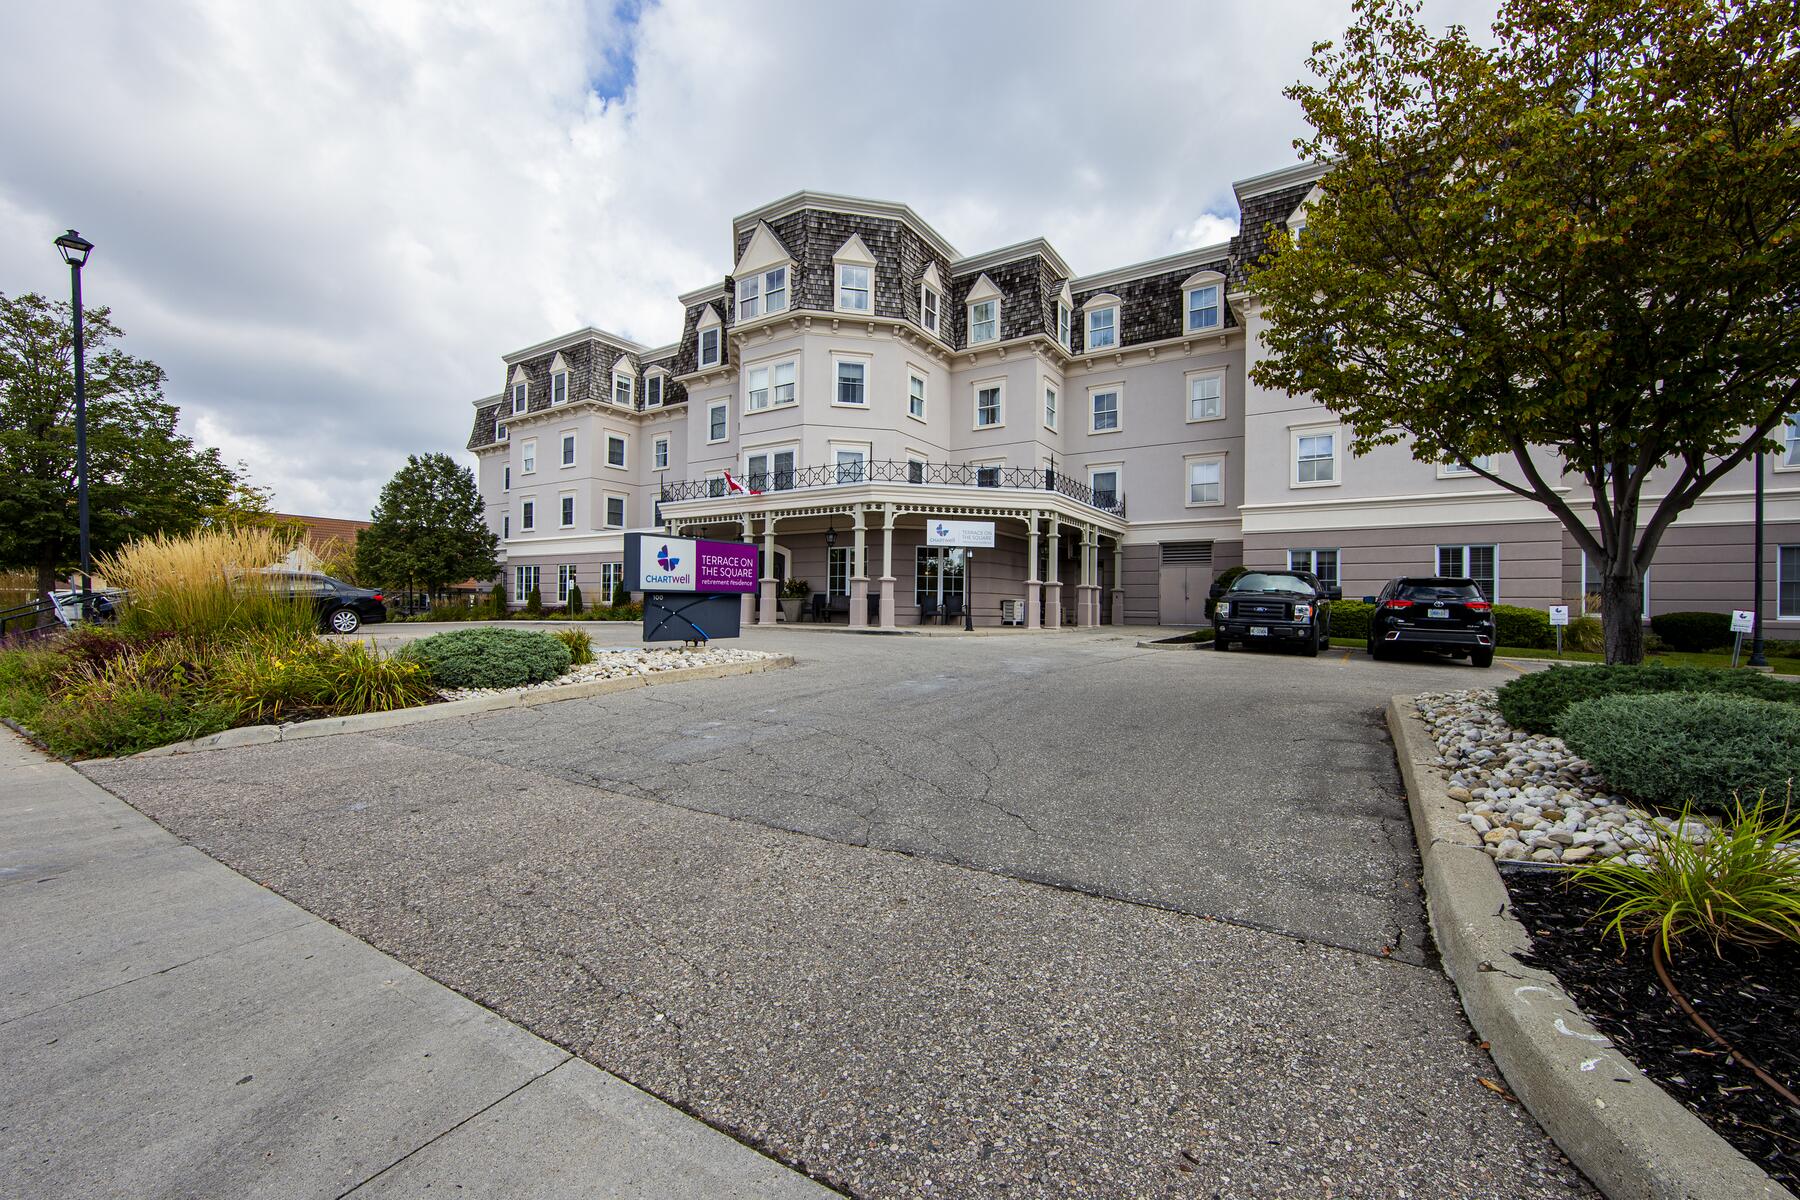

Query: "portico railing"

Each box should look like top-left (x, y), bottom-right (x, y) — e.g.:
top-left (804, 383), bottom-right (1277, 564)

top-left (657, 458), bottom-right (1126, 518)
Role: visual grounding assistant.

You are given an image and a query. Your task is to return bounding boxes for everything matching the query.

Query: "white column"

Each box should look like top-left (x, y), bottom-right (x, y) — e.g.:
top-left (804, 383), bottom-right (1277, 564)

top-left (1110, 536), bottom-right (1126, 625)
top-left (849, 505), bottom-right (869, 628)
top-left (1025, 511), bottom-right (1041, 630)
top-left (878, 504), bottom-right (897, 629)
top-left (759, 515), bottom-right (778, 625)
top-left (741, 513), bottom-right (756, 627)
top-left (1044, 520), bottom-right (1062, 629)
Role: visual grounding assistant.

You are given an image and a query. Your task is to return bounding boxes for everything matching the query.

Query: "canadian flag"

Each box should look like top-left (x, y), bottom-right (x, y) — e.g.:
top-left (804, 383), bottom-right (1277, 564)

top-left (723, 470), bottom-right (760, 496)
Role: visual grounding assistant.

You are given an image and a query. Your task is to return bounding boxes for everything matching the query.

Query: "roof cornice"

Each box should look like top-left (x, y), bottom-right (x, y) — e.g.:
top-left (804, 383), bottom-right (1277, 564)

top-left (678, 281), bottom-right (728, 306)
top-left (950, 237), bottom-right (1074, 282)
top-left (502, 326), bottom-right (647, 364)
top-left (732, 190), bottom-right (961, 264)
top-left (1071, 243), bottom-right (1231, 293)
top-left (470, 392), bottom-right (503, 409)
top-left (1232, 160), bottom-right (1331, 204)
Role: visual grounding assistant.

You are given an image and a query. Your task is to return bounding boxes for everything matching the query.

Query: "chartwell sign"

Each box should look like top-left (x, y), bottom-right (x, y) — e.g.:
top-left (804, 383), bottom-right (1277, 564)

top-left (925, 519), bottom-right (996, 548)
top-left (624, 534), bottom-right (759, 595)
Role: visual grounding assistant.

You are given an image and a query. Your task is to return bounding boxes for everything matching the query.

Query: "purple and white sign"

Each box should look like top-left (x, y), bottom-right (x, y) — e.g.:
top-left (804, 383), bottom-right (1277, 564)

top-left (627, 534), bottom-right (758, 595)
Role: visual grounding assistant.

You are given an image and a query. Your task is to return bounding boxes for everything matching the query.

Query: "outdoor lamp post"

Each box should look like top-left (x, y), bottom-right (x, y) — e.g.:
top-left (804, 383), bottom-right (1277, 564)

top-left (825, 521), bottom-right (837, 549)
top-left (55, 229), bottom-right (95, 619)
top-left (1750, 444), bottom-right (1767, 667)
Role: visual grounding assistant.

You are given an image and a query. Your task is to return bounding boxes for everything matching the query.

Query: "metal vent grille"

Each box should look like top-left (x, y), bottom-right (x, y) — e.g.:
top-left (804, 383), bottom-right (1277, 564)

top-left (1160, 541), bottom-right (1214, 565)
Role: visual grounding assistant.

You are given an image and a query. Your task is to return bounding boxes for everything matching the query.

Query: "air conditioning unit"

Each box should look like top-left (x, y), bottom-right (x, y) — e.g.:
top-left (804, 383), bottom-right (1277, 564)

top-left (1000, 598), bottom-right (1026, 626)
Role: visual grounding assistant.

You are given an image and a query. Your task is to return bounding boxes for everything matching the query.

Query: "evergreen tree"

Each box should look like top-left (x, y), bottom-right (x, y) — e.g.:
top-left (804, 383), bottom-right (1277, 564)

top-left (355, 453), bottom-right (498, 603)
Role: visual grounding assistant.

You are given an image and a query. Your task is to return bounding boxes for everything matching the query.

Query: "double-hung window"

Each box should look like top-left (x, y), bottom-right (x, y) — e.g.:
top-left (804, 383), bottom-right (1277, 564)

top-left (521, 439), bottom-right (537, 474)
top-left (512, 381), bottom-right (527, 413)
top-left (835, 360), bottom-right (867, 406)
top-left (503, 465), bottom-right (511, 490)
top-left (559, 495), bottom-right (575, 528)
top-left (560, 434), bottom-right (576, 467)
top-left (612, 371), bottom-right (633, 407)
top-left (1185, 283), bottom-right (1221, 332)
top-left (969, 299), bottom-right (998, 345)
top-left (1780, 545), bottom-right (1800, 619)
top-left (1438, 544), bottom-right (1498, 602)
top-left (747, 448), bottom-right (796, 492)
top-left (708, 402), bottom-right (727, 442)
top-left (747, 360), bottom-right (796, 412)
top-left (1288, 549), bottom-right (1339, 589)
top-left (1044, 385), bottom-right (1058, 431)
top-left (1188, 374), bottom-right (1222, 421)
top-left (1784, 414), bottom-right (1800, 467)
top-left (920, 285), bottom-right (940, 335)
top-left (605, 496), bottom-right (626, 528)
top-left (1091, 389), bottom-right (1119, 433)
top-left (835, 447), bottom-right (867, 484)
top-left (1086, 306), bottom-right (1118, 351)
top-left (551, 371), bottom-right (568, 405)
top-left (1056, 302), bottom-right (1071, 349)
top-left (653, 435), bottom-right (669, 471)
top-left (496, 422), bottom-right (508, 442)
top-left (607, 435), bottom-right (626, 468)
top-left (1090, 469), bottom-right (1119, 509)
top-left (698, 326), bottom-right (721, 368)
top-left (646, 375), bottom-right (663, 407)
top-left (908, 374), bottom-right (926, 420)
top-left (737, 266), bottom-right (788, 320)
top-left (520, 499), bottom-right (535, 531)
top-left (503, 514), bottom-right (510, 538)
top-left (1186, 458), bottom-right (1222, 506)
top-left (975, 384), bottom-right (1002, 428)
top-left (747, 365), bottom-right (770, 411)
top-left (772, 360), bottom-right (795, 406)
top-left (1442, 455), bottom-right (1495, 476)
top-left (1295, 430), bottom-right (1337, 484)
top-left (836, 264), bottom-right (871, 312)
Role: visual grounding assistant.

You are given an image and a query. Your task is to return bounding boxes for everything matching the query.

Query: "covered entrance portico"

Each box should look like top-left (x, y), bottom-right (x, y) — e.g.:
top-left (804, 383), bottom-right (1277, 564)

top-left (659, 468), bottom-right (1128, 631)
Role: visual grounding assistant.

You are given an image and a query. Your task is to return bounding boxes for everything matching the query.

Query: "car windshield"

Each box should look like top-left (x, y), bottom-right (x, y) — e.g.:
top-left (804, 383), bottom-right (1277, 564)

top-left (1231, 572), bottom-right (1317, 595)
top-left (1399, 581), bottom-right (1482, 602)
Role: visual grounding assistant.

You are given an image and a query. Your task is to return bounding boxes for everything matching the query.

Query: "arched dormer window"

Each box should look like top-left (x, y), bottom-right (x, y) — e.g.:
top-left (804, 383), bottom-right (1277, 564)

top-left (1083, 292), bottom-right (1122, 351)
top-left (965, 273), bottom-right (1003, 346)
top-left (696, 304), bottom-right (723, 369)
top-left (1181, 270), bottom-right (1226, 333)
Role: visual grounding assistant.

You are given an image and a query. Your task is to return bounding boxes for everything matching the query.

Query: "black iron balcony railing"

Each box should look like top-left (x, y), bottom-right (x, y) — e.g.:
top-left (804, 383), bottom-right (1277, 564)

top-left (657, 458), bottom-right (1126, 517)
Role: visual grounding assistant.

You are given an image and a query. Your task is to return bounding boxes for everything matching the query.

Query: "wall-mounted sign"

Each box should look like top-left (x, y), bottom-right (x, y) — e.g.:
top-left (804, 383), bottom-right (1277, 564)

top-left (1547, 605), bottom-right (1569, 627)
top-left (625, 534), bottom-right (759, 595)
top-left (925, 519), bottom-right (995, 548)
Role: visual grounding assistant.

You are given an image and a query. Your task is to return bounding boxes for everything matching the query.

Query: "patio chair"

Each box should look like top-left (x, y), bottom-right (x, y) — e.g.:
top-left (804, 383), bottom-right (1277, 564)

top-left (941, 596), bottom-right (964, 625)
top-left (809, 593), bottom-right (828, 623)
top-left (828, 595), bottom-right (851, 622)
top-left (920, 598), bottom-right (939, 624)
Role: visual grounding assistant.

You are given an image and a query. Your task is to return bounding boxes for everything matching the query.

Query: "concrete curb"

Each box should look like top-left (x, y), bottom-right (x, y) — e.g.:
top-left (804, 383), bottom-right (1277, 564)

top-left (125, 656), bottom-right (795, 761)
top-left (1387, 695), bottom-right (1794, 1200)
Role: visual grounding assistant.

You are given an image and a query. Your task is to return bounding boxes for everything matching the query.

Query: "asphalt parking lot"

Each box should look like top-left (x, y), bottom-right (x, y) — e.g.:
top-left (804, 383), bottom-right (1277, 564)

top-left (85, 628), bottom-right (1586, 1198)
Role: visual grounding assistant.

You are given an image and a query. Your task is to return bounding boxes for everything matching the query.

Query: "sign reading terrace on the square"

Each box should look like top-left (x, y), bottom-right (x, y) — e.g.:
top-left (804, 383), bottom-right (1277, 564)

top-left (925, 519), bottom-right (995, 548)
top-left (625, 534), bottom-right (759, 594)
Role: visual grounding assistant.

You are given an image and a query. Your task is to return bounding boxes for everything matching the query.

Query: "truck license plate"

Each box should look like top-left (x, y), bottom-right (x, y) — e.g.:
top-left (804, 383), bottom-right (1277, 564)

top-left (1249, 625), bottom-right (1269, 636)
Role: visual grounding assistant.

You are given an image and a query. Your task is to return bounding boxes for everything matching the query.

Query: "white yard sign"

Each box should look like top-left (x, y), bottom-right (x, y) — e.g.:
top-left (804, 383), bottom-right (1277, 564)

top-left (1732, 609), bottom-right (1755, 634)
top-left (1548, 605), bottom-right (1570, 627)
top-left (926, 519), bottom-right (996, 548)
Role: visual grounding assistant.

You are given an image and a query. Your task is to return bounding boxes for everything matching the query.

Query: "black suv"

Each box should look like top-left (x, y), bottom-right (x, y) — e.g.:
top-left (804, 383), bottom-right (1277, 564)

top-left (1368, 576), bottom-right (1496, 667)
top-left (1212, 569), bottom-right (1338, 656)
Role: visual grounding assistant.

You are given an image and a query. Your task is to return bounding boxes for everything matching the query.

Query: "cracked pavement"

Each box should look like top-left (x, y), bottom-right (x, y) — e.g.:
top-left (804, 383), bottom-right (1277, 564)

top-left (82, 629), bottom-right (1589, 1198)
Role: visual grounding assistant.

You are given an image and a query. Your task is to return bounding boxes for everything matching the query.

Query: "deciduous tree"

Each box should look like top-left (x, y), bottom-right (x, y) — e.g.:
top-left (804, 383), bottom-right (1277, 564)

top-left (355, 453), bottom-right (497, 604)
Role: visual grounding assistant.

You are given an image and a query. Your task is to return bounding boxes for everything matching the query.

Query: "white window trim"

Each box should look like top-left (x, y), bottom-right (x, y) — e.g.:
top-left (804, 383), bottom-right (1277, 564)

top-left (696, 305), bottom-right (723, 369)
top-left (1183, 453), bottom-right (1226, 508)
top-left (1182, 273), bottom-right (1225, 334)
top-left (1287, 548), bottom-right (1341, 587)
top-left (1437, 455), bottom-right (1497, 479)
top-left (550, 369), bottom-right (569, 406)
top-left (652, 434), bottom-right (670, 471)
top-left (919, 282), bottom-right (941, 337)
top-left (1776, 414), bottom-right (1800, 472)
top-left (558, 491), bottom-right (577, 529)
top-left (1087, 382), bottom-right (1124, 435)
top-left (1290, 423), bottom-right (1342, 489)
top-left (1043, 380), bottom-right (1059, 433)
top-left (604, 432), bottom-right (629, 472)
top-left (510, 372), bottom-right (529, 414)
top-left (971, 377), bottom-right (1006, 431)
top-left (1778, 544), bottom-right (1799, 620)
top-left (520, 497), bottom-right (537, 532)
top-left (502, 465), bottom-right (511, 491)
top-left (829, 440), bottom-right (872, 484)
top-left (706, 401), bottom-right (729, 444)
top-left (906, 368), bottom-right (928, 423)
top-left (1184, 369), bottom-right (1225, 423)
top-left (644, 371), bottom-right (666, 408)
top-left (520, 438), bottom-right (538, 475)
top-left (495, 421), bottom-right (508, 442)
top-left (602, 492), bottom-right (628, 530)
top-left (611, 367), bottom-right (635, 409)
top-left (1056, 300), bottom-right (1072, 350)
top-left (967, 297), bottom-right (1001, 346)
top-left (559, 431), bottom-right (577, 469)
top-left (1087, 463), bottom-right (1122, 506)
top-left (1083, 293), bottom-right (1121, 352)
top-left (904, 446), bottom-right (929, 483)
top-left (1438, 543), bottom-right (1501, 602)
top-left (743, 355), bottom-right (799, 415)
top-left (743, 442), bottom-right (800, 492)
top-left (834, 262), bottom-right (873, 314)
top-left (736, 263), bottom-right (791, 322)
top-left (1579, 556), bottom-right (1651, 618)
top-left (831, 353), bottom-right (873, 409)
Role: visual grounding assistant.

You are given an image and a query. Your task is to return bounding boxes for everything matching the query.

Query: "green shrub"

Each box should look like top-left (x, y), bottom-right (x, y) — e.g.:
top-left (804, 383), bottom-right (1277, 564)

top-left (1493, 604), bottom-right (1551, 649)
top-left (567, 584), bottom-right (584, 615)
top-left (1556, 693), bottom-right (1800, 813)
top-left (524, 586), bottom-right (543, 617)
top-left (398, 627), bottom-right (571, 689)
top-left (1572, 796), bottom-right (1800, 955)
top-left (1496, 663), bottom-right (1800, 734)
top-left (205, 636), bottom-right (436, 722)
top-left (1650, 610), bottom-right (1733, 653)
top-left (551, 627), bottom-right (593, 666)
top-left (1326, 599), bottom-right (1373, 640)
top-left (1563, 613), bottom-right (1605, 653)
top-left (490, 582), bottom-right (506, 616)
top-left (612, 581), bottom-right (629, 608)
top-left (33, 687), bottom-right (239, 759)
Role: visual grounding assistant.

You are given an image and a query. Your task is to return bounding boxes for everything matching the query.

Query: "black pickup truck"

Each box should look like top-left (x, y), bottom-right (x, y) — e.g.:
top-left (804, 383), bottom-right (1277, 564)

top-left (1212, 569), bottom-right (1339, 656)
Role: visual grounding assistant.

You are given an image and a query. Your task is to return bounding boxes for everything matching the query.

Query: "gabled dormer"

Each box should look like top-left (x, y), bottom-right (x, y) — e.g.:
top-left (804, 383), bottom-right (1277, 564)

top-left (918, 261), bottom-right (944, 339)
top-left (695, 303), bottom-right (724, 370)
top-left (833, 233), bottom-right (877, 315)
top-left (733, 222), bottom-right (793, 322)
top-left (547, 352), bottom-right (571, 405)
top-left (964, 273), bottom-right (1003, 346)
top-left (509, 365), bottom-right (530, 414)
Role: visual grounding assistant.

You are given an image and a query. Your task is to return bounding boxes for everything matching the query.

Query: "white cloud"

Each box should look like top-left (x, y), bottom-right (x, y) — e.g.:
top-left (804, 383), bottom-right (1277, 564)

top-left (0, 0), bottom-right (1499, 518)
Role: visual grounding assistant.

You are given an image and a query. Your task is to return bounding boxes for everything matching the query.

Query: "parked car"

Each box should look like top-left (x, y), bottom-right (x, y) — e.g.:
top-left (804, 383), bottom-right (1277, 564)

top-left (1367, 576), bottom-right (1496, 667)
top-left (47, 588), bottom-right (124, 625)
top-left (1212, 569), bottom-right (1337, 656)
top-left (251, 571), bottom-right (387, 634)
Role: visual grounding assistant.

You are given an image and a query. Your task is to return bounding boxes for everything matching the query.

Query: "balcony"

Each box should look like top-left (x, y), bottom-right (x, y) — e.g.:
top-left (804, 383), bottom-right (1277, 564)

top-left (658, 459), bottom-right (1126, 518)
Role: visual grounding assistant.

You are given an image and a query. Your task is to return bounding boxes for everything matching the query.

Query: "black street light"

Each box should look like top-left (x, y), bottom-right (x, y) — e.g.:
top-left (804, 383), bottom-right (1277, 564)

top-left (825, 520), bottom-right (837, 549)
top-left (1750, 442), bottom-right (1767, 668)
top-left (55, 229), bottom-right (95, 619)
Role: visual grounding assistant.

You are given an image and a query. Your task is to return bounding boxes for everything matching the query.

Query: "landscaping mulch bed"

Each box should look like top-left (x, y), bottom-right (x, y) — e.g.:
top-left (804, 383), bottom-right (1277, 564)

top-left (1504, 866), bottom-right (1800, 1189)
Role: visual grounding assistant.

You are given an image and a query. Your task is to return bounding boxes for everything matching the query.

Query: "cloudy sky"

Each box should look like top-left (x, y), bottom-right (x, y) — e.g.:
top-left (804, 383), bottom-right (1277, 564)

top-left (0, 0), bottom-right (1496, 519)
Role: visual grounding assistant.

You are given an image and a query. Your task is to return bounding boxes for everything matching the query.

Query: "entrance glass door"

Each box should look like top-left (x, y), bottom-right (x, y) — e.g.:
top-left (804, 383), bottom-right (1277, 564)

top-left (914, 547), bottom-right (965, 608)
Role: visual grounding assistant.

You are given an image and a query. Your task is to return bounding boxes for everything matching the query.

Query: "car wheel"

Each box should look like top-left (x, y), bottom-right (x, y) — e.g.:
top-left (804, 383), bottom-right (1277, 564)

top-left (327, 607), bottom-right (362, 634)
top-left (1471, 648), bottom-right (1495, 668)
top-left (1302, 627), bottom-right (1321, 657)
top-left (1213, 634), bottom-right (1230, 651)
top-left (1369, 637), bottom-right (1389, 661)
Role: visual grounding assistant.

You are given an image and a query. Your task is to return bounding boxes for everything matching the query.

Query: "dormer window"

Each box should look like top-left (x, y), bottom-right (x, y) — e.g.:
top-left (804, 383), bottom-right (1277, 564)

top-left (1057, 300), bottom-right (1071, 348)
top-left (612, 369), bottom-right (633, 407)
top-left (511, 380), bottom-right (527, 413)
top-left (646, 373), bottom-right (664, 407)
top-left (699, 327), bottom-right (720, 368)
top-left (918, 262), bottom-right (944, 337)
top-left (696, 303), bottom-right (723, 369)
top-left (1183, 271), bottom-right (1225, 333)
top-left (551, 371), bottom-right (567, 404)
top-left (1083, 294), bottom-right (1121, 351)
top-left (964, 273), bottom-right (1003, 346)
top-left (496, 421), bottom-right (508, 441)
top-left (736, 265), bottom-right (788, 321)
top-left (837, 264), bottom-right (871, 312)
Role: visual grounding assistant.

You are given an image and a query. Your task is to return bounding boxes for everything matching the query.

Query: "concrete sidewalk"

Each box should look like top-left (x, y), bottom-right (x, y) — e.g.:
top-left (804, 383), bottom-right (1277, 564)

top-left (0, 730), bottom-right (834, 1200)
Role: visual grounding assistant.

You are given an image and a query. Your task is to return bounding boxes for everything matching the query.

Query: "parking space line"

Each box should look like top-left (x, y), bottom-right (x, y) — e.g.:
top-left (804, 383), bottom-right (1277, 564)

top-left (1499, 659), bottom-right (1529, 673)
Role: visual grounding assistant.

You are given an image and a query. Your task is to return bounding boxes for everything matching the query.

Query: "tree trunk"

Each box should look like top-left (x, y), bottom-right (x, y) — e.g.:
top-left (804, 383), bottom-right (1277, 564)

top-left (1599, 569), bottom-right (1645, 665)
top-left (35, 561), bottom-right (56, 599)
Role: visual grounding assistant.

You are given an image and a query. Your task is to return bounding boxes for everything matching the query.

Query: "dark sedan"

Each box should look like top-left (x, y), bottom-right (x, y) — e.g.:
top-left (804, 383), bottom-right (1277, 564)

top-left (1367, 576), bottom-right (1496, 667)
top-left (267, 572), bottom-right (388, 634)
